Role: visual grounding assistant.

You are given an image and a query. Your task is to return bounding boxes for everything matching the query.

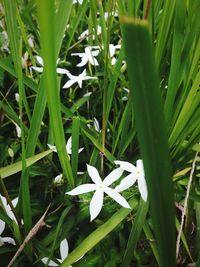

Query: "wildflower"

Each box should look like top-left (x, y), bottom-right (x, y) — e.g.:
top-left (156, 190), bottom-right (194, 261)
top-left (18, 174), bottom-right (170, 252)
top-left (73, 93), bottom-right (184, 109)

top-left (48, 137), bottom-right (84, 155)
top-left (66, 164), bottom-right (130, 221)
top-left (63, 69), bottom-right (97, 89)
top-left (0, 220), bottom-right (16, 247)
top-left (53, 174), bottom-right (63, 186)
top-left (0, 195), bottom-right (18, 223)
top-left (41, 239), bottom-right (72, 266)
top-left (8, 147), bottom-right (14, 158)
top-left (78, 25), bottom-right (102, 40)
top-left (73, 0), bottom-right (84, 4)
top-left (104, 11), bottom-right (118, 20)
top-left (28, 35), bottom-right (34, 48)
top-left (0, 30), bottom-right (9, 52)
top-left (32, 56), bottom-right (69, 74)
top-left (71, 46), bottom-right (99, 67)
top-left (15, 93), bottom-right (20, 102)
top-left (114, 160), bottom-right (148, 201)
top-left (14, 123), bottom-right (21, 138)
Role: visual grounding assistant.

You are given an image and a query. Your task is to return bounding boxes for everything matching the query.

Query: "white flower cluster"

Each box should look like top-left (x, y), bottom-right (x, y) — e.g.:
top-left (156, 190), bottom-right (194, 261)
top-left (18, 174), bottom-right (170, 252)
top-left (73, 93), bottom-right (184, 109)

top-left (66, 160), bottom-right (148, 221)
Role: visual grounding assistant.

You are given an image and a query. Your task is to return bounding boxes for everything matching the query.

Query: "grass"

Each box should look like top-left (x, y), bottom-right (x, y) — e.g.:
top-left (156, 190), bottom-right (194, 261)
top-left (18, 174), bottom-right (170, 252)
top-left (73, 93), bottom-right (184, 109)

top-left (0, 0), bottom-right (200, 266)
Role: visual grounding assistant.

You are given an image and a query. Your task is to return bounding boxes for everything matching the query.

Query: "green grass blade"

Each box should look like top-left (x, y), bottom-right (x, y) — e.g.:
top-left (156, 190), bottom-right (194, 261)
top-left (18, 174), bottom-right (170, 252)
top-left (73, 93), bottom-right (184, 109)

top-left (55, 0), bottom-right (73, 57)
top-left (121, 17), bottom-right (176, 267)
top-left (60, 197), bottom-right (137, 267)
top-left (143, 221), bottom-right (161, 266)
top-left (0, 150), bottom-right (53, 179)
top-left (155, 0), bottom-right (175, 70)
top-left (72, 116), bottom-right (80, 184)
top-left (122, 199), bottom-right (149, 266)
top-left (37, 0), bottom-right (74, 188)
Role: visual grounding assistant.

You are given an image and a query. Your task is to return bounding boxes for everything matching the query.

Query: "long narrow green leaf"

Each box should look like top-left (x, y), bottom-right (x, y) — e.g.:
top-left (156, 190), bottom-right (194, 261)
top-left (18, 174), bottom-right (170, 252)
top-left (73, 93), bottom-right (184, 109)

top-left (121, 18), bottom-right (176, 267)
top-left (37, 0), bottom-right (74, 188)
top-left (122, 199), bottom-right (149, 266)
top-left (0, 150), bottom-right (53, 179)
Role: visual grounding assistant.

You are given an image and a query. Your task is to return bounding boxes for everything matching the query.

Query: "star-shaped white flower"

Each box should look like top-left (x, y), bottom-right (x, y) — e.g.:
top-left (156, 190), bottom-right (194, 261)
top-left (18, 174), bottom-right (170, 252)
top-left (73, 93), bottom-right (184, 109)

top-left (63, 69), bottom-right (97, 89)
top-left (66, 164), bottom-right (130, 221)
top-left (78, 25), bottom-right (102, 40)
top-left (114, 160), bottom-right (148, 202)
top-left (0, 195), bottom-right (18, 223)
top-left (48, 136), bottom-right (84, 155)
top-left (41, 239), bottom-right (72, 266)
top-left (0, 220), bottom-right (16, 247)
top-left (32, 56), bottom-right (69, 74)
top-left (71, 47), bottom-right (99, 67)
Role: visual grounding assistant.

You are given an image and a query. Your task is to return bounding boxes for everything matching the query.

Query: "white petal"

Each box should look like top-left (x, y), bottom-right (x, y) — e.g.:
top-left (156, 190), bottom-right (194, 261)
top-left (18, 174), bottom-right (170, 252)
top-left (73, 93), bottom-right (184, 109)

top-left (104, 187), bottom-right (131, 209)
top-left (66, 184), bottom-right (97, 195)
top-left (80, 69), bottom-right (86, 78)
top-left (87, 165), bottom-right (102, 185)
top-left (114, 160), bottom-right (136, 173)
top-left (11, 197), bottom-right (18, 208)
top-left (0, 220), bottom-right (5, 235)
top-left (77, 56), bottom-right (88, 67)
top-left (109, 44), bottom-right (115, 57)
top-left (63, 79), bottom-right (76, 89)
top-left (31, 66), bottom-right (44, 73)
top-left (15, 124), bottom-right (21, 138)
top-left (89, 57), bottom-right (99, 66)
top-left (103, 168), bottom-right (123, 186)
top-left (66, 72), bottom-right (77, 80)
top-left (115, 173), bottom-right (137, 193)
top-left (35, 56), bottom-right (44, 66)
top-left (90, 189), bottom-right (104, 221)
top-left (136, 159), bottom-right (145, 177)
top-left (56, 68), bottom-right (69, 74)
top-left (66, 137), bottom-right (72, 154)
top-left (91, 50), bottom-right (100, 56)
top-left (138, 176), bottom-right (148, 202)
top-left (78, 147), bottom-right (84, 153)
top-left (41, 257), bottom-right (58, 266)
top-left (2, 237), bottom-right (16, 245)
top-left (60, 239), bottom-right (69, 261)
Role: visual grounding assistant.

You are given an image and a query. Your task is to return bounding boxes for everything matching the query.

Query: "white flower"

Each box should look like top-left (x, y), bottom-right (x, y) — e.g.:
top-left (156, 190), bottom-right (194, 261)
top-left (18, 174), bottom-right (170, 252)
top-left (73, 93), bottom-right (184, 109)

top-left (15, 93), bottom-right (20, 102)
top-left (63, 69), bottom-right (97, 89)
top-left (8, 147), bottom-right (14, 158)
top-left (32, 56), bottom-right (69, 74)
top-left (0, 220), bottom-right (16, 247)
top-left (71, 47), bottom-right (99, 67)
top-left (78, 25), bottom-right (102, 40)
top-left (48, 137), bottom-right (84, 155)
top-left (0, 195), bottom-right (18, 223)
top-left (73, 0), bottom-right (84, 4)
top-left (14, 123), bottom-right (21, 138)
top-left (93, 117), bottom-right (100, 132)
top-left (104, 11), bottom-right (118, 20)
top-left (0, 31), bottom-right (9, 52)
top-left (54, 174), bottom-right (63, 185)
top-left (28, 35), bottom-right (34, 48)
top-left (66, 164), bottom-right (130, 221)
top-left (114, 160), bottom-right (148, 202)
top-left (41, 239), bottom-right (72, 267)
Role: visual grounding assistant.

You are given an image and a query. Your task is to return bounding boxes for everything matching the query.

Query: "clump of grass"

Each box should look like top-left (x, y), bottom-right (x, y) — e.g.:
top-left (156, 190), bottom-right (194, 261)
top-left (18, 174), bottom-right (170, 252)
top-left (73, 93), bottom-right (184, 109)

top-left (0, 0), bottom-right (200, 266)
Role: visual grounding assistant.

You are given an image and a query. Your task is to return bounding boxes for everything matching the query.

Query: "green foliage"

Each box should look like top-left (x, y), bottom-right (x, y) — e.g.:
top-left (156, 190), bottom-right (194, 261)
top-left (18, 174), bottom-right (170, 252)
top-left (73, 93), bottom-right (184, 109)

top-left (0, 0), bottom-right (199, 266)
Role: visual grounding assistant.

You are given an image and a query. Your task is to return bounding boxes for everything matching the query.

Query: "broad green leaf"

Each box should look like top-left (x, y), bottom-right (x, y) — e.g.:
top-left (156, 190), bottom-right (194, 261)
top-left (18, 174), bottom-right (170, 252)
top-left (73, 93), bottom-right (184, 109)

top-left (121, 17), bottom-right (176, 267)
